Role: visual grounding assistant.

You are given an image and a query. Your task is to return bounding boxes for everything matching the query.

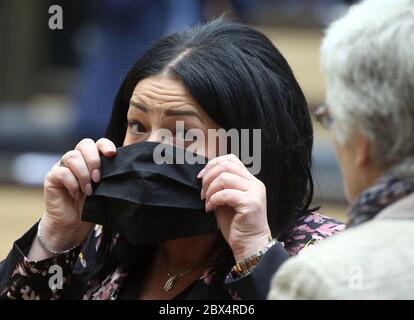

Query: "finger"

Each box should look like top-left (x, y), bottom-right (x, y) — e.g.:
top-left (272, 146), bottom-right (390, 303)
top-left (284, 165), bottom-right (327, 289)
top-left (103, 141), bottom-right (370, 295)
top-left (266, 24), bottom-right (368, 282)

top-left (48, 166), bottom-right (81, 200)
top-left (201, 161), bottom-right (252, 199)
top-left (198, 154), bottom-right (245, 179)
top-left (205, 172), bottom-right (249, 201)
top-left (96, 138), bottom-right (117, 157)
top-left (59, 168), bottom-right (82, 200)
top-left (205, 189), bottom-right (245, 212)
top-left (75, 138), bottom-right (101, 183)
top-left (62, 150), bottom-right (92, 196)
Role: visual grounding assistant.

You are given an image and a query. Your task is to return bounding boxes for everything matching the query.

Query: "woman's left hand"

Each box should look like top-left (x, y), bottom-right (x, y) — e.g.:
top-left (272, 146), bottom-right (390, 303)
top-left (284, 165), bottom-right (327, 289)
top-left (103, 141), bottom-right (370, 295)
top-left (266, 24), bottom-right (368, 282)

top-left (198, 154), bottom-right (272, 263)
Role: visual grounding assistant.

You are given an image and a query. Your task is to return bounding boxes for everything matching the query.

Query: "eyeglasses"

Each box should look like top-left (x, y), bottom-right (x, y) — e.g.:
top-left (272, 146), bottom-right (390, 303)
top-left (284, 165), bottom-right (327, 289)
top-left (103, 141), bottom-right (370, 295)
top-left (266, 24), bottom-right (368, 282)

top-left (314, 104), bottom-right (334, 129)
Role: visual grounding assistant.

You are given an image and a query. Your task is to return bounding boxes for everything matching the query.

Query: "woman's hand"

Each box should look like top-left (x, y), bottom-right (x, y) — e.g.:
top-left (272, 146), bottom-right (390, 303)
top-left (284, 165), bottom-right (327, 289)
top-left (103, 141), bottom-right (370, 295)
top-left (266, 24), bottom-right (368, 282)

top-left (40, 138), bottom-right (117, 253)
top-left (198, 154), bottom-right (272, 263)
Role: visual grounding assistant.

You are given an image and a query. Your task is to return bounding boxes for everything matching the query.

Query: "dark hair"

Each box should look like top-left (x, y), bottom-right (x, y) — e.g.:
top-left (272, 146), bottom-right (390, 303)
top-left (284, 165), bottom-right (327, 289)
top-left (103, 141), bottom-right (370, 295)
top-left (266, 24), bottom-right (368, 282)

top-left (89, 17), bottom-right (314, 280)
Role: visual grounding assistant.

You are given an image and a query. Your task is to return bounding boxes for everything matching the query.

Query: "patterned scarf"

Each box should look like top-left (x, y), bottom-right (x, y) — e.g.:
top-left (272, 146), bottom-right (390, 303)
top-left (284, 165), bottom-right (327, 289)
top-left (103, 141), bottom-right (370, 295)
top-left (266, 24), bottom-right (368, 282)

top-left (347, 173), bottom-right (414, 227)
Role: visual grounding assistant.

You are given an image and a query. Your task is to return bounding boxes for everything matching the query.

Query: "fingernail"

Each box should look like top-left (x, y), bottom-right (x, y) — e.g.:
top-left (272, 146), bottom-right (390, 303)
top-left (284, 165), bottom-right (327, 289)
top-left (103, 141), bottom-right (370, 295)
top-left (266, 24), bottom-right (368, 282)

top-left (91, 169), bottom-right (100, 183)
top-left (197, 168), bottom-right (205, 179)
top-left (104, 148), bottom-right (115, 155)
top-left (85, 183), bottom-right (93, 196)
top-left (200, 188), bottom-right (204, 200)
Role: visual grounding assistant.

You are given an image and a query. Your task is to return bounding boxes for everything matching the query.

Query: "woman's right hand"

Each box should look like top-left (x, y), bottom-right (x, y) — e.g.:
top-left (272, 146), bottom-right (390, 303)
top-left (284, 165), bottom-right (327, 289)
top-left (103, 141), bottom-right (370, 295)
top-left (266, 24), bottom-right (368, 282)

top-left (39, 138), bottom-right (117, 253)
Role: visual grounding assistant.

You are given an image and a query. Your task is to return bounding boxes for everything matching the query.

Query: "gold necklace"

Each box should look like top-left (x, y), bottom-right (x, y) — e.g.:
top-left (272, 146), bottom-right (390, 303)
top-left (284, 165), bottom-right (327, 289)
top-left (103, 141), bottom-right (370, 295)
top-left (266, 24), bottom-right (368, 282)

top-left (162, 244), bottom-right (194, 293)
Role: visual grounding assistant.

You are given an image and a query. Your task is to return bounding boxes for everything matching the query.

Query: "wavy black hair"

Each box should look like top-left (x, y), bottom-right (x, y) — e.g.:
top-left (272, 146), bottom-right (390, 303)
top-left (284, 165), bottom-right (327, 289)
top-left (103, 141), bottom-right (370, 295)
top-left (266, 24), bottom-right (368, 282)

top-left (87, 17), bottom-right (314, 281)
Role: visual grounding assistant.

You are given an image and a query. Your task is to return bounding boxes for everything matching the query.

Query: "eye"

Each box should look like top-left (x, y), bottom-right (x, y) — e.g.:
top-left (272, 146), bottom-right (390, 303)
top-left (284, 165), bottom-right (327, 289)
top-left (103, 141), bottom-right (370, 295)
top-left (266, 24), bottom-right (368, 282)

top-left (172, 127), bottom-right (193, 141)
top-left (182, 129), bottom-right (196, 142)
top-left (178, 128), bottom-right (190, 136)
top-left (127, 120), bottom-right (147, 135)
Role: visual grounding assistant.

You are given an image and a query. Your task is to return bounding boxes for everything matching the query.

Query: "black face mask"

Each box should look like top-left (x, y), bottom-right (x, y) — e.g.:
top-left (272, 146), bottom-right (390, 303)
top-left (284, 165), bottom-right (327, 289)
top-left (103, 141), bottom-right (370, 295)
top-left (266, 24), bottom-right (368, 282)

top-left (82, 142), bottom-right (217, 246)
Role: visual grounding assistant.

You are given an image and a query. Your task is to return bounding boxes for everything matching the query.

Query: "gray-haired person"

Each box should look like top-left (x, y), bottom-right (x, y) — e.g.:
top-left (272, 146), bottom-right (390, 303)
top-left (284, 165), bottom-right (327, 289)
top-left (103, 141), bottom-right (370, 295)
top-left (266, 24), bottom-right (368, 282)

top-left (268, 0), bottom-right (414, 299)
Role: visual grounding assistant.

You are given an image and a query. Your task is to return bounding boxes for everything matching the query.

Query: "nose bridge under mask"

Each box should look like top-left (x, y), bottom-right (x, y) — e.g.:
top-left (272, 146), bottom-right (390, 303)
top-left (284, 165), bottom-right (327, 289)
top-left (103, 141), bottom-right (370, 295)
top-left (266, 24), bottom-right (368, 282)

top-left (82, 141), bottom-right (217, 246)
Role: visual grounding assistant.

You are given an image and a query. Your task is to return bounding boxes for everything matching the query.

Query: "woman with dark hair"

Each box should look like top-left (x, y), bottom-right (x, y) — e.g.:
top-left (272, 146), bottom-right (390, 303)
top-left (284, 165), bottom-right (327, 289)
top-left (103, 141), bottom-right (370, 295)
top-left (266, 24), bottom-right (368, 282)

top-left (0, 18), bottom-right (344, 300)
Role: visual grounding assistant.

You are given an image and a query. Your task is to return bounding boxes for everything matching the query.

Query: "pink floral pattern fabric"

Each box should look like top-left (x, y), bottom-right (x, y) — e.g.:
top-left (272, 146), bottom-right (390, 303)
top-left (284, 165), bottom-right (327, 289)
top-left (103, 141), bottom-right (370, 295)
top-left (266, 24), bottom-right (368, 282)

top-left (284, 213), bottom-right (345, 256)
top-left (2, 245), bottom-right (80, 300)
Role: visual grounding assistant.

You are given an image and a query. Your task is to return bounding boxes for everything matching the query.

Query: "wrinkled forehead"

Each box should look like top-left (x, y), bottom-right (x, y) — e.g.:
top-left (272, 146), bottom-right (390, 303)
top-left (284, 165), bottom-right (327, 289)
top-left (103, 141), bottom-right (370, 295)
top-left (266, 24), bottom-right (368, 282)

top-left (130, 76), bottom-right (197, 109)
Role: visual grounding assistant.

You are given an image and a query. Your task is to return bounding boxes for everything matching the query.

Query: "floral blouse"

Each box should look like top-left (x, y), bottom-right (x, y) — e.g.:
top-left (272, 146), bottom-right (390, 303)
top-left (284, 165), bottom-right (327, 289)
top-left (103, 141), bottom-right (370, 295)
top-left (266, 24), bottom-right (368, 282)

top-left (0, 213), bottom-right (345, 300)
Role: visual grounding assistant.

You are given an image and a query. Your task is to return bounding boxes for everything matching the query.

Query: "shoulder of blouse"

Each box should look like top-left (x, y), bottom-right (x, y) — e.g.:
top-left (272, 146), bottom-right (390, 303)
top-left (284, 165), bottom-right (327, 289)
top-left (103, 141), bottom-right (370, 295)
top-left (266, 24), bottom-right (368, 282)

top-left (283, 212), bottom-right (346, 257)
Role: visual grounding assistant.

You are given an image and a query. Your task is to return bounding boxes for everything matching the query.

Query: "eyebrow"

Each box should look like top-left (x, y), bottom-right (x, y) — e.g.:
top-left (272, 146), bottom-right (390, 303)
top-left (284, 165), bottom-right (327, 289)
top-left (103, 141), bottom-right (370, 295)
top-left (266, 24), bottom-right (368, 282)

top-left (164, 109), bottom-right (203, 122)
top-left (130, 101), bottom-right (148, 113)
top-left (130, 100), bottom-right (203, 122)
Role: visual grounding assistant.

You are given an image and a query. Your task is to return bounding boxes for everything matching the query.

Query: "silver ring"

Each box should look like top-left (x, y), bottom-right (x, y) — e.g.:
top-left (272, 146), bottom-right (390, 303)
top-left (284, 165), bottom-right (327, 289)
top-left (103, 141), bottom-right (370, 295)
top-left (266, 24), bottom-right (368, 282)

top-left (58, 157), bottom-right (66, 168)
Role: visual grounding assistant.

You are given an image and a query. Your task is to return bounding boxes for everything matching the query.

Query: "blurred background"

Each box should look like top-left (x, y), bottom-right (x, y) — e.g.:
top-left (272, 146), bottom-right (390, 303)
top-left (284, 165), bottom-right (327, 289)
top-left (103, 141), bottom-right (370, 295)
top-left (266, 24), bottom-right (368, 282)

top-left (0, 0), bottom-right (357, 259)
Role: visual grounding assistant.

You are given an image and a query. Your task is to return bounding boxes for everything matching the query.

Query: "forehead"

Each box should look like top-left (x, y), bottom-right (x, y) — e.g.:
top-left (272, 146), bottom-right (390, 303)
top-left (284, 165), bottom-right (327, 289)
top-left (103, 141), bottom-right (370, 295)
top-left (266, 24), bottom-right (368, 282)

top-left (131, 75), bottom-right (195, 105)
